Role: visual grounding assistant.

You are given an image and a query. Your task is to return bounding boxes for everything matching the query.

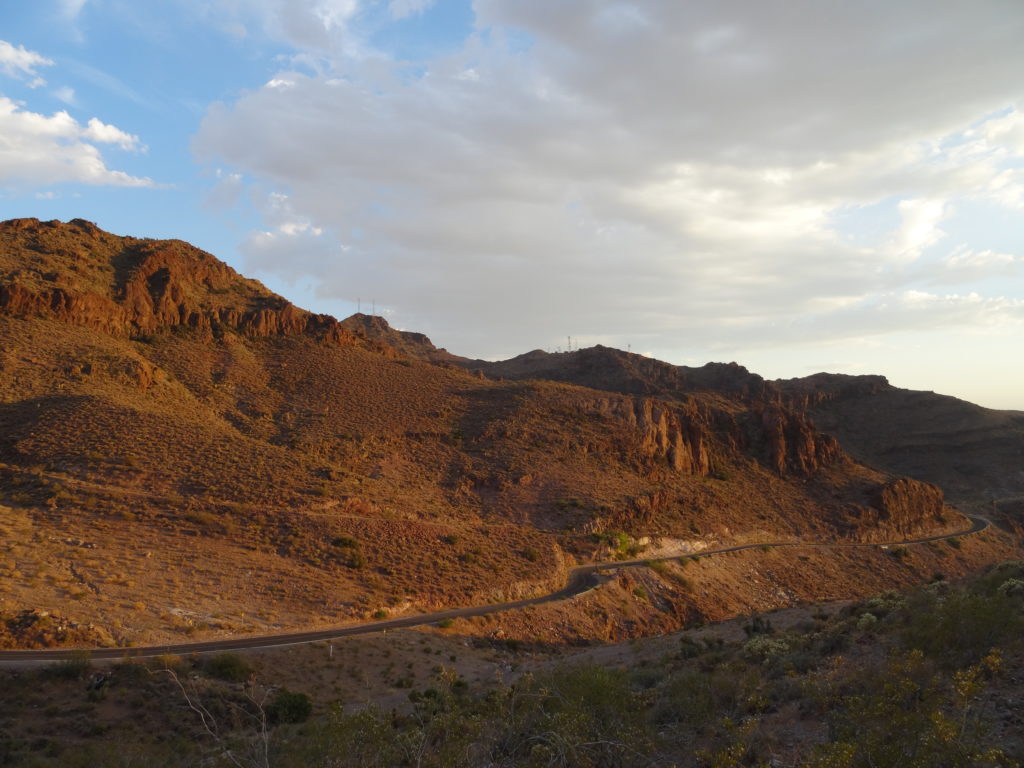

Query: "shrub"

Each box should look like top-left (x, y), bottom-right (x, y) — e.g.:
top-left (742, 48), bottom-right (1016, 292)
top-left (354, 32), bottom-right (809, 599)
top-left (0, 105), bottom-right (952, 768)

top-left (743, 614), bottom-right (774, 637)
top-left (997, 578), bottom-right (1024, 598)
top-left (742, 636), bottom-right (790, 663)
top-left (47, 650), bottom-right (92, 680)
top-left (645, 559), bottom-right (669, 575)
top-left (900, 589), bottom-right (1023, 667)
top-left (889, 546), bottom-right (910, 560)
top-left (151, 654), bottom-right (188, 674)
top-left (346, 550), bottom-right (367, 569)
top-left (862, 591), bottom-right (905, 618)
top-left (678, 635), bottom-right (703, 660)
top-left (857, 612), bottom-right (878, 632)
top-left (268, 688), bottom-right (312, 724)
top-left (204, 652), bottom-right (251, 682)
top-left (972, 560), bottom-right (1024, 596)
top-left (807, 650), bottom-right (1010, 768)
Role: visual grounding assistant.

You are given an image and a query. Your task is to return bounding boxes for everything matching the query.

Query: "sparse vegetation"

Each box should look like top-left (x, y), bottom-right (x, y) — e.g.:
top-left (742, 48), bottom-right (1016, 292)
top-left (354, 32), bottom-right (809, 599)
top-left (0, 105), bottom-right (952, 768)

top-left (3, 564), bottom-right (1022, 766)
top-left (204, 652), bottom-right (252, 682)
top-left (2, 218), bottom-right (1024, 766)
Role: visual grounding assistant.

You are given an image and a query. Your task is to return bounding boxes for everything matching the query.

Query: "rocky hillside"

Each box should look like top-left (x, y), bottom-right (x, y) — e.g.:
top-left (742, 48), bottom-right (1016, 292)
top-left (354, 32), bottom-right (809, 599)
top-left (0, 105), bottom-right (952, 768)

top-left (0, 218), bottom-right (1000, 648)
top-left (775, 372), bottom-right (1024, 516)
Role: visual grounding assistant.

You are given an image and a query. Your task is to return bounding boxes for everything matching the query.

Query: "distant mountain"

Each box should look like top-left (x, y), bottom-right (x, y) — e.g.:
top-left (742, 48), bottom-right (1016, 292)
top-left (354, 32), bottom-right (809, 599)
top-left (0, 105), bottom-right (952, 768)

top-left (455, 345), bottom-right (1024, 521)
top-left (775, 373), bottom-right (1024, 515)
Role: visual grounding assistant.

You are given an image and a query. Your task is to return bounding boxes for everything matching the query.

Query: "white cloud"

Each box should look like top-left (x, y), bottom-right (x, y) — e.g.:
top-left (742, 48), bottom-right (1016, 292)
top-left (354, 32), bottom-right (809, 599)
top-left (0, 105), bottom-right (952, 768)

top-left (0, 96), bottom-right (152, 188)
top-left (194, 0), bottom-right (1024, 361)
top-left (59, 0), bottom-right (90, 19)
top-left (53, 85), bottom-right (76, 105)
top-left (191, 0), bottom-right (363, 52)
top-left (204, 169), bottom-right (244, 211)
top-left (0, 40), bottom-right (53, 87)
top-left (388, 0), bottom-right (436, 20)
top-left (82, 116), bottom-right (144, 150)
top-left (885, 199), bottom-right (948, 263)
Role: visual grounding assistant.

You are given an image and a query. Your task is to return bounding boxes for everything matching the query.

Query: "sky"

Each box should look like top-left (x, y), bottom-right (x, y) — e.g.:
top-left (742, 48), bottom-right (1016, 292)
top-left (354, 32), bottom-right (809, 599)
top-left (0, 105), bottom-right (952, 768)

top-left (1, 1), bottom-right (1023, 410)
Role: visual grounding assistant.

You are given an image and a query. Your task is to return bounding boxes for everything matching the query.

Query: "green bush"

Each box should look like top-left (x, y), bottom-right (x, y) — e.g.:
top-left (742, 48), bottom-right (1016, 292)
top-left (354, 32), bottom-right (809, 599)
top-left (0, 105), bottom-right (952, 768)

top-left (807, 650), bottom-right (1010, 768)
top-left (47, 650), bottom-right (92, 680)
top-left (203, 652), bottom-right (251, 682)
top-left (268, 688), bottom-right (312, 724)
top-left (900, 588), bottom-right (1023, 667)
top-left (346, 550), bottom-right (367, 569)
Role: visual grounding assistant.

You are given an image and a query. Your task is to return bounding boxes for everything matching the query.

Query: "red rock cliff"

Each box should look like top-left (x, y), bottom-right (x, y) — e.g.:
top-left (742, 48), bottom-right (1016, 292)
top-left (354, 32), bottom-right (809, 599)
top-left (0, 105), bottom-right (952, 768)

top-left (0, 218), bottom-right (392, 353)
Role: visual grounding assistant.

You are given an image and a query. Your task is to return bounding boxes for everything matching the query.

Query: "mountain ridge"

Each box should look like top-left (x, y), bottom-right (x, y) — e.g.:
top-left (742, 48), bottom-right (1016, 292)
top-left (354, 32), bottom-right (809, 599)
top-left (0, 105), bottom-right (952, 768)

top-left (1, 217), bottom-right (1018, 650)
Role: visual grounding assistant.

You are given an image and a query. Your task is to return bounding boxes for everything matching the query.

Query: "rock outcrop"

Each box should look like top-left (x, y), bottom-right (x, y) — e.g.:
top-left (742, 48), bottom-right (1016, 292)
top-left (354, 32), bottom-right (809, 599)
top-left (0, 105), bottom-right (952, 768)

top-left (598, 396), bottom-right (712, 475)
top-left (578, 394), bottom-right (845, 478)
top-left (754, 404), bottom-right (844, 475)
top-left (828, 477), bottom-right (958, 542)
top-left (871, 477), bottom-right (947, 533)
top-left (776, 372), bottom-right (892, 411)
top-left (0, 218), bottom-right (389, 352)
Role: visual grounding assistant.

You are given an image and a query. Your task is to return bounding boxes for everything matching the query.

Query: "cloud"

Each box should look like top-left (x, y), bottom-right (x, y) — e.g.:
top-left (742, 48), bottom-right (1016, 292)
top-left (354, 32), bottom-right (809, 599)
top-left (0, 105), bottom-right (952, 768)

top-left (188, 0), bottom-right (363, 52)
top-left (53, 85), bottom-right (76, 105)
top-left (388, 0), bottom-right (436, 20)
top-left (81, 116), bottom-right (143, 150)
top-left (0, 96), bottom-right (152, 188)
top-left (0, 40), bottom-right (53, 87)
top-left (59, 0), bottom-right (90, 19)
top-left (194, 0), bottom-right (1024, 359)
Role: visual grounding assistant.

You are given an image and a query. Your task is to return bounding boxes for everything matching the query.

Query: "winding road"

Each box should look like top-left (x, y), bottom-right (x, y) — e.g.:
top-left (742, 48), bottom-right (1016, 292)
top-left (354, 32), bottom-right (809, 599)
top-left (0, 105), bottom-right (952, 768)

top-left (0, 515), bottom-right (989, 663)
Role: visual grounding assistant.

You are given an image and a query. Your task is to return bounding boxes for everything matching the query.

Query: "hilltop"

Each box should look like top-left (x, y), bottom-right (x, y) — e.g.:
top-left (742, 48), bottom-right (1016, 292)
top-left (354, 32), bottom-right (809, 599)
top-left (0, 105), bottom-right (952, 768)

top-left (0, 218), bottom-right (1019, 649)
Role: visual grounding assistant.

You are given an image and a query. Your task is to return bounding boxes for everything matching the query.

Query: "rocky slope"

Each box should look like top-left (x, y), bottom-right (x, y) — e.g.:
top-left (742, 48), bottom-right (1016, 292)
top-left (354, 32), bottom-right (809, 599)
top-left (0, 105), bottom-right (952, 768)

top-left (775, 372), bottom-right (1024, 515)
top-left (0, 217), bottom-right (389, 351)
top-left (0, 218), bottom-right (1000, 648)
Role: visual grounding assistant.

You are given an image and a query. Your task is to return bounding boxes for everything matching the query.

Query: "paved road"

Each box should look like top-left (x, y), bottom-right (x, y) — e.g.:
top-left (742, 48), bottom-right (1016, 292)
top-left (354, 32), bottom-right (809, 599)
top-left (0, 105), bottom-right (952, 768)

top-left (0, 515), bottom-right (989, 663)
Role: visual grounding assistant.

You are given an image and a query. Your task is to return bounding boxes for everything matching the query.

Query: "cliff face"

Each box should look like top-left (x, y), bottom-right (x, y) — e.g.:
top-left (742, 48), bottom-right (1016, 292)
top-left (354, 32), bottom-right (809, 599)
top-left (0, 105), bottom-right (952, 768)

top-left (776, 372), bottom-right (892, 411)
top-left (575, 395), bottom-right (846, 479)
top-left (0, 218), bottom-right (385, 351)
top-left (829, 477), bottom-right (953, 542)
top-left (755, 404), bottom-right (844, 476)
top-left (587, 396), bottom-right (712, 475)
top-left (469, 344), bottom-right (867, 479)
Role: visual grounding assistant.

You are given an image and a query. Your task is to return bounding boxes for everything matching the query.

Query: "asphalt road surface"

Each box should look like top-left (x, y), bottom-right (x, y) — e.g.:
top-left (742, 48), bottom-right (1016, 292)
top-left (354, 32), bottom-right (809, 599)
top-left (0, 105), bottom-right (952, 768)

top-left (0, 515), bottom-right (989, 663)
